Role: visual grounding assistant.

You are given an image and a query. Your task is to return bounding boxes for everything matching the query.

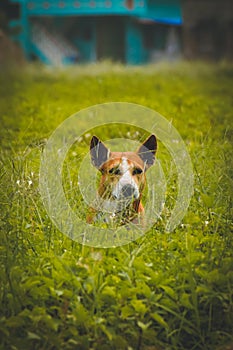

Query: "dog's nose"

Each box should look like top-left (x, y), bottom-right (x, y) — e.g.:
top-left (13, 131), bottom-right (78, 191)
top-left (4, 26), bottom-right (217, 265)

top-left (121, 184), bottom-right (135, 198)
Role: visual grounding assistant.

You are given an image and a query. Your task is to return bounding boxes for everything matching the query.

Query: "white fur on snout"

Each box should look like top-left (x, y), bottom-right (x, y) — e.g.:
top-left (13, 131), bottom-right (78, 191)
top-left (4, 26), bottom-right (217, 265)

top-left (112, 157), bottom-right (139, 200)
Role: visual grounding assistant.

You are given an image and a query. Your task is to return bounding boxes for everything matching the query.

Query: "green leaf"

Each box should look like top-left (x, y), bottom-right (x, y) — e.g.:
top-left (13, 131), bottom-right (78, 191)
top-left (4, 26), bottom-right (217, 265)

top-left (136, 281), bottom-right (152, 298)
top-left (180, 293), bottom-right (194, 310)
top-left (160, 285), bottom-right (176, 300)
top-left (121, 305), bottom-right (134, 319)
top-left (27, 331), bottom-right (41, 340)
top-left (131, 300), bottom-right (147, 315)
top-left (102, 286), bottom-right (116, 297)
top-left (5, 316), bottom-right (25, 328)
top-left (137, 321), bottom-right (152, 331)
top-left (100, 324), bottom-right (114, 341)
top-left (73, 303), bottom-right (90, 325)
top-left (151, 313), bottom-right (168, 329)
top-left (201, 193), bottom-right (214, 208)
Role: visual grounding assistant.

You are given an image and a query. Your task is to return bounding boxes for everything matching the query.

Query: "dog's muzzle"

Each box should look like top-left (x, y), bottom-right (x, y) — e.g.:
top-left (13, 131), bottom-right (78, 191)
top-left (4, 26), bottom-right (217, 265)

top-left (112, 178), bottom-right (140, 202)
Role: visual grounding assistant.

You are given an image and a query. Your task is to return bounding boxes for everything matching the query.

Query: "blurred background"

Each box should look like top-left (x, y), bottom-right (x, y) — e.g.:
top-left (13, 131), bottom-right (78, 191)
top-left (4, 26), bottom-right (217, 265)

top-left (0, 0), bottom-right (232, 66)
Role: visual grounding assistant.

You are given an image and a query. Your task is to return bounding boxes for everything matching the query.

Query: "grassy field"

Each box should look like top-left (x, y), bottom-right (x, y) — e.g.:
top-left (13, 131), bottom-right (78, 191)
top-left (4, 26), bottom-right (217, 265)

top-left (0, 62), bottom-right (233, 350)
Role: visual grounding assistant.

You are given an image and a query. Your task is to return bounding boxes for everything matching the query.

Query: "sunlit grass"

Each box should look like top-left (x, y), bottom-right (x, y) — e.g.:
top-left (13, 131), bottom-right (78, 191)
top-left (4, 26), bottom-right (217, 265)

top-left (0, 62), bottom-right (232, 350)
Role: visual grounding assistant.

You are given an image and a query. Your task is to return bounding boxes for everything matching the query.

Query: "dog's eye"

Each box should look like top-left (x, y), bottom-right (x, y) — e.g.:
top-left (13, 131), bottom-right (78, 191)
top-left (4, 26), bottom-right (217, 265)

top-left (109, 167), bottom-right (121, 175)
top-left (133, 168), bottom-right (143, 175)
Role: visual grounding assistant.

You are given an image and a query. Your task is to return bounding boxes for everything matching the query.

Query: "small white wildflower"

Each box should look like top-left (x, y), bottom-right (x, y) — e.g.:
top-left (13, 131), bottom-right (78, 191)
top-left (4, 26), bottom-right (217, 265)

top-left (28, 180), bottom-right (33, 186)
top-left (205, 220), bottom-right (209, 226)
top-left (110, 212), bottom-right (116, 219)
top-left (145, 262), bottom-right (153, 267)
top-left (16, 180), bottom-right (20, 186)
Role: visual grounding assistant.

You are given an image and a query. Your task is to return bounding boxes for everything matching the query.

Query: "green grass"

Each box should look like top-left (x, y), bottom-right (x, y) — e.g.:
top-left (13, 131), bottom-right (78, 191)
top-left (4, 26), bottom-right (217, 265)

top-left (0, 62), bottom-right (233, 350)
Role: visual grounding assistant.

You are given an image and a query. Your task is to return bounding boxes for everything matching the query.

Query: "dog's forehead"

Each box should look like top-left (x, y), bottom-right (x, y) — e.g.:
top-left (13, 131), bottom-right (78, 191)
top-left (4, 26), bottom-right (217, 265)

top-left (105, 152), bottom-right (144, 168)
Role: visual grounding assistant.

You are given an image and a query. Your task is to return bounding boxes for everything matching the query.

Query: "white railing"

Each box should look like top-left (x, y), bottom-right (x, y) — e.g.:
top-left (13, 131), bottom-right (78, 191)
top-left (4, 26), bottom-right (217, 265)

top-left (31, 22), bottom-right (79, 65)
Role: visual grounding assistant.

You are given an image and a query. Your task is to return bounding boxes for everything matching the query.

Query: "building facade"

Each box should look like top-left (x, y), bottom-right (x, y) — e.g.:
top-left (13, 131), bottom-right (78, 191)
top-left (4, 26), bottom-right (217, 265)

top-left (10, 0), bottom-right (182, 65)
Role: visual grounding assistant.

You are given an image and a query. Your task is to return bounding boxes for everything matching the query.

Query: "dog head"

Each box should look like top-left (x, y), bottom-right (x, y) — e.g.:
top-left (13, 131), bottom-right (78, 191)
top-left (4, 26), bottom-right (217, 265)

top-left (90, 134), bottom-right (157, 204)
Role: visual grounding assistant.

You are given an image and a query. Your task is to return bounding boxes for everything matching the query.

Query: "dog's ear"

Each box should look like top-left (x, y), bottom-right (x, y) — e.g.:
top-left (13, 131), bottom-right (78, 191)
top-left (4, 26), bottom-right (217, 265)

top-left (137, 134), bottom-right (157, 169)
top-left (90, 136), bottom-right (110, 169)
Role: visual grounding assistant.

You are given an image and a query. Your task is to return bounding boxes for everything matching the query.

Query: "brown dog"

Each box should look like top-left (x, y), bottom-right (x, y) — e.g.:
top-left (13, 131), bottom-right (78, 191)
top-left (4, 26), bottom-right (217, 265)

top-left (87, 134), bottom-right (157, 225)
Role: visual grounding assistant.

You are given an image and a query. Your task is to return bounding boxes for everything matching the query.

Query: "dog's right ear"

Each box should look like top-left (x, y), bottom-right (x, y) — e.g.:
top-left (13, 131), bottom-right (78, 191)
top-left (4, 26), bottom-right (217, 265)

top-left (137, 134), bottom-right (157, 169)
top-left (90, 136), bottom-right (110, 169)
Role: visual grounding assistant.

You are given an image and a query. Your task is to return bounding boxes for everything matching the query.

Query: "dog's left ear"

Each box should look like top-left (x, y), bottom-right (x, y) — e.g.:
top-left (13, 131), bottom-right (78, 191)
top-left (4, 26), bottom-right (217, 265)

top-left (137, 134), bottom-right (157, 169)
top-left (90, 136), bottom-right (110, 169)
